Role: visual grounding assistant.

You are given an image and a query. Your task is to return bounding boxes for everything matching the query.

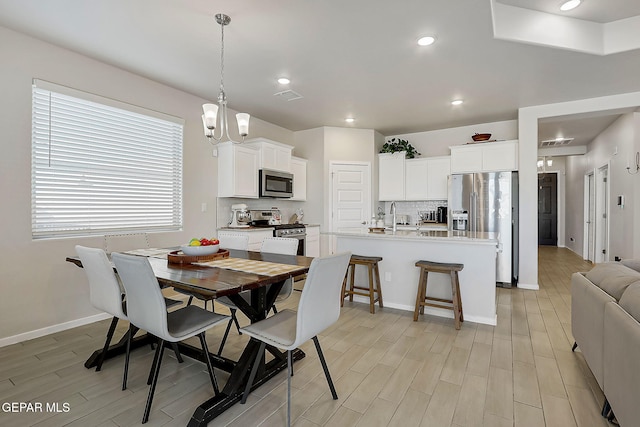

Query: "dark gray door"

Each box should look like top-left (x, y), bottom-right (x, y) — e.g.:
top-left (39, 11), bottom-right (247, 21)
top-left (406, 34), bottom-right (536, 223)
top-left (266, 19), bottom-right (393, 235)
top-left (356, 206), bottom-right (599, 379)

top-left (538, 173), bottom-right (557, 246)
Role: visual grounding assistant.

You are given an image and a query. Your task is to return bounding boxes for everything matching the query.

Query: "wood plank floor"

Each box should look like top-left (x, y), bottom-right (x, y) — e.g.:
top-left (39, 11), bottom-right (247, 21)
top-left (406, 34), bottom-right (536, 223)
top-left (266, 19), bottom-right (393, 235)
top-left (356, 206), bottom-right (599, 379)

top-left (0, 247), bottom-right (615, 426)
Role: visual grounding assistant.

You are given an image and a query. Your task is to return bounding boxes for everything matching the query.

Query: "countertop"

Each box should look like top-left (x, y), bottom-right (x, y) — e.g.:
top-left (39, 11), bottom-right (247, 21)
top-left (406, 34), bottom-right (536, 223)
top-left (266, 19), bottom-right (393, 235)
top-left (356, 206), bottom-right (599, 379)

top-left (218, 226), bottom-right (274, 231)
top-left (324, 228), bottom-right (498, 245)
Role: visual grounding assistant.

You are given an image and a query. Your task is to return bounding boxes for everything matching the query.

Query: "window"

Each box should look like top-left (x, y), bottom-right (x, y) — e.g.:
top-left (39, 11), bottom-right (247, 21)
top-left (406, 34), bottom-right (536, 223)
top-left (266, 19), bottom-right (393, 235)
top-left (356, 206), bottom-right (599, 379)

top-left (31, 80), bottom-right (184, 239)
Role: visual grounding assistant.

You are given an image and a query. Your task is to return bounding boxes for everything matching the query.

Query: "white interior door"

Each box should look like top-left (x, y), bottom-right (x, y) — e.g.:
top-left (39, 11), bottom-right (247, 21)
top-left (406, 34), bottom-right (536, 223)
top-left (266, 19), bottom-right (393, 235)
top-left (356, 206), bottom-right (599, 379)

top-left (595, 165), bottom-right (609, 263)
top-left (329, 162), bottom-right (371, 254)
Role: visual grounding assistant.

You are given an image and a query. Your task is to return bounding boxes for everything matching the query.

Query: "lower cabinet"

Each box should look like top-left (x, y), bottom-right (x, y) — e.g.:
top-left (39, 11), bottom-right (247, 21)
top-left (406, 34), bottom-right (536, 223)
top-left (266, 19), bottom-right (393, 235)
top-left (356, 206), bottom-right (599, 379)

top-left (305, 225), bottom-right (320, 257)
top-left (217, 229), bottom-right (273, 251)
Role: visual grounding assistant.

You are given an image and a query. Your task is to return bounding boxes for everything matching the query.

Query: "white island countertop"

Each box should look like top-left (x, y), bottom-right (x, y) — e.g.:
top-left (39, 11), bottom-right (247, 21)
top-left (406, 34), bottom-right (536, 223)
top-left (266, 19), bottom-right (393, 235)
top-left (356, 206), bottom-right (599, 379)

top-left (324, 229), bottom-right (498, 245)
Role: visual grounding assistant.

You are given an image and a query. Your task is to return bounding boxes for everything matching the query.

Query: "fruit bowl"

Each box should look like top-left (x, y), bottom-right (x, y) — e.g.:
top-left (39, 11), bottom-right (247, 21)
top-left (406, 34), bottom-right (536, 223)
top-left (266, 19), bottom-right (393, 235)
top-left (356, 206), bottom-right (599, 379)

top-left (181, 244), bottom-right (219, 256)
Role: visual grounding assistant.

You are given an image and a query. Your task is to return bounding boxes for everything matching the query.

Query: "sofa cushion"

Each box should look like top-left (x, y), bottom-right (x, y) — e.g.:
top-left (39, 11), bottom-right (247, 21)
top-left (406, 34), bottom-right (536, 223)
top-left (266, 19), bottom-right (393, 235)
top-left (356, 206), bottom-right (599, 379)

top-left (622, 259), bottom-right (640, 273)
top-left (585, 262), bottom-right (640, 301)
top-left (619, 283), bottom-right (640, 323)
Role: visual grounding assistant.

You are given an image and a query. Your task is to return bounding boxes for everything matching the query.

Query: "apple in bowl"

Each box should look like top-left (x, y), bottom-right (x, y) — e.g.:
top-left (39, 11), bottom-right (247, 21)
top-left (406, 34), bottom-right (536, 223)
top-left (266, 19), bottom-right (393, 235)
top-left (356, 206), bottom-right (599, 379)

top-left (181, 237), bottom-right (220, 256)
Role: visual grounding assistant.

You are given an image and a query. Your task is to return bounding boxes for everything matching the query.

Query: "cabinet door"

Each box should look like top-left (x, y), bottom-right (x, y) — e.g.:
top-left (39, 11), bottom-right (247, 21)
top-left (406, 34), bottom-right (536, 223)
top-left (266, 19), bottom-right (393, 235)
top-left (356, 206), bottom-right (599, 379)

top-left (450, 146), bottom-right (482, 173)
top-left (305, 226), bottom-right (320, 257)
top-left (426, 157), bottom-right (450, 200)
top-left (482, 141), bottom-right (518, 171)
top-left (379, 152), bottom-right (405, 201)
top-left (290, 157), bottom-right (307, 201)
top-left (233, 146), bottom-right (259, 197)
top-left (405, 158), bottom-right (429, 200)
top-left (275, 147), bottom-right (292, 172)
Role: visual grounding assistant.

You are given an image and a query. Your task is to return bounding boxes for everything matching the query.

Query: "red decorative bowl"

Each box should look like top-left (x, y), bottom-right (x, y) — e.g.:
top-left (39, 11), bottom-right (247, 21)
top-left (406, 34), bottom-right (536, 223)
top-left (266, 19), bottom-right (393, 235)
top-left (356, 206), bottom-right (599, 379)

top-left (472, 133), bottom-right (491, 141)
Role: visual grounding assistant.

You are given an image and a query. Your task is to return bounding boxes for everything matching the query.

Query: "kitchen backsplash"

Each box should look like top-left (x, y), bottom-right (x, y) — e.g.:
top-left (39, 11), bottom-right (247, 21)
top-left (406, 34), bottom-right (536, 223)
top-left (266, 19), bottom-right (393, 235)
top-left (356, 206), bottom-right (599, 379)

top-left (380, 200), bottom-right (447, 225)
top-left (217, 198), bottom-right (305, 228)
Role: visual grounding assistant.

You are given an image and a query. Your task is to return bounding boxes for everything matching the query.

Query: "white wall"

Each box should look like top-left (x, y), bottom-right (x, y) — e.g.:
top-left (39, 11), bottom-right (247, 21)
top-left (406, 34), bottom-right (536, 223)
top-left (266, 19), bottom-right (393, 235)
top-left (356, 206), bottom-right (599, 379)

top-left (0, 25), bottom-right (292, 344)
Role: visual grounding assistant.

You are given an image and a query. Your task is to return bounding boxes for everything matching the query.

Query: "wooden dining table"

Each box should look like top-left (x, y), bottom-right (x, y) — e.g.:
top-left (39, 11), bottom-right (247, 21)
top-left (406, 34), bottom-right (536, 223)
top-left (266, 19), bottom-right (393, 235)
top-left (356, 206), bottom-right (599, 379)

top-left (66, 248), bottom-right (313, 427)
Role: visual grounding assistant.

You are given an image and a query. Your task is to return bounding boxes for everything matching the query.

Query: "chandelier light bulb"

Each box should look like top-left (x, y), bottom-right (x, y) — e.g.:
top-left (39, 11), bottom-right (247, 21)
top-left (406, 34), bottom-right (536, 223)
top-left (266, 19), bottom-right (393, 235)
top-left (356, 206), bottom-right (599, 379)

top-left (236, 113), bottom-right (250, 137)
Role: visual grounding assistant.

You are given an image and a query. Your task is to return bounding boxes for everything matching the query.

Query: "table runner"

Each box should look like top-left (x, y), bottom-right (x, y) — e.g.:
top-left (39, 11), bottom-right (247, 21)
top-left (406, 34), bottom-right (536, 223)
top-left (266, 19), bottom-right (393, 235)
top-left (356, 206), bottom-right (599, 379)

top-left (195, 257), bottom-right (301, 276)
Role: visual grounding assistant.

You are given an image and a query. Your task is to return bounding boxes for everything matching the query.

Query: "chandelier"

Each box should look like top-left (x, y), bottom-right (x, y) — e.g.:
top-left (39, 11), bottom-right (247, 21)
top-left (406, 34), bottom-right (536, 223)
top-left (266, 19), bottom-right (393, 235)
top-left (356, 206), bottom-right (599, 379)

top-left (202, 13), bottom-right (250, 144)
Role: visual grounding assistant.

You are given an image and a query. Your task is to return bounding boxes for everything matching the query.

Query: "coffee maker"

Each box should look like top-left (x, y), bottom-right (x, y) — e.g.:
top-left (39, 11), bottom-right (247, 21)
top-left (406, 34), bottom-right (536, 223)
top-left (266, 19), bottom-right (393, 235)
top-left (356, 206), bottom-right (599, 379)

top-left (229, 204), bottom-right (251, 228)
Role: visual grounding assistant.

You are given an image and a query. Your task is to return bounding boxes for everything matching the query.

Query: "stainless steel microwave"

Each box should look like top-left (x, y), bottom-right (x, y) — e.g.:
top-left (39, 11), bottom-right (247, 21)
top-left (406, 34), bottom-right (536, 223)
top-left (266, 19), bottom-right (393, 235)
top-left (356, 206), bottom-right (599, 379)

top-left (259, 169), bottom-right (293, 198)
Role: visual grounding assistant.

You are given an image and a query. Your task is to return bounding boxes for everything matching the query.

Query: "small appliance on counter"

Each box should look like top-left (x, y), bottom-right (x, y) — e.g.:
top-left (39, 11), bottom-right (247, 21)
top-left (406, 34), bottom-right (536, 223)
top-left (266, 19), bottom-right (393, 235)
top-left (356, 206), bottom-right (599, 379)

top-left (418, 210), bottom-right (437, 223)
top-left (229, 203), bottom-right (251, 228)
top-left (437, 206), bottom-right (448, 224)
top-left (249, 208), bottom-right (281, 226)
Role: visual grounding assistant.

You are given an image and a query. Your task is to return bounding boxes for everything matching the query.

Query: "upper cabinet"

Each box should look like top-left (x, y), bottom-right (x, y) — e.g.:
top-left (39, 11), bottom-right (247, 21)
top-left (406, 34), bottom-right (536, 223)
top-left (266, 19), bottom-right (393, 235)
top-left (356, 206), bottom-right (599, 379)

top-left (379, 152), bottom-right (406, 201)
top-left (245, 137), bottom-right (292, 172)
top-left (379, 153), bottom-right (450, 201)
top-left (450, 140), bottom-right (518, 173)
top-left (217, 142), bottom-right (259, 198)
top-left (290, 156), bottom-right (307, 201)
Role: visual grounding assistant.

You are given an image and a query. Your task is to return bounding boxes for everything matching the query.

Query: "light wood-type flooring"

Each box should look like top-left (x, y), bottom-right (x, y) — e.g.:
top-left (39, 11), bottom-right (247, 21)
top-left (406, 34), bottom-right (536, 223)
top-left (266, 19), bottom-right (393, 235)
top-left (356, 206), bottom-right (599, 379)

top-left (0, 246), bottom-right (616, 426)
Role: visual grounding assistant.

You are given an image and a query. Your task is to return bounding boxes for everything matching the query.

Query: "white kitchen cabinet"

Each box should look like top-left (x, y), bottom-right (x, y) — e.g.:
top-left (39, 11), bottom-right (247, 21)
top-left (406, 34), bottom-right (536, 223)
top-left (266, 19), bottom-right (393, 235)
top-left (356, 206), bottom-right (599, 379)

top-left (305, 225), bottom-right (320, 257)
top-left (450, 140), bottom-right (518, 173)
top-left (404, 156), bottom-right (451, 200)
top-left (290, 156), bottom-right (307, 201)
top-left (405, 158), bottom-right (429, 200)
top-left (426, 156), bottom-right (451, 200)
top-left (217, 229), bottom-right (273, 252)
top-left (245, 137), bottom-right (292, 172)
top-left (379, 152), bottom-right (405, 201)
top-left (217, 142), bottom-right (259, 198)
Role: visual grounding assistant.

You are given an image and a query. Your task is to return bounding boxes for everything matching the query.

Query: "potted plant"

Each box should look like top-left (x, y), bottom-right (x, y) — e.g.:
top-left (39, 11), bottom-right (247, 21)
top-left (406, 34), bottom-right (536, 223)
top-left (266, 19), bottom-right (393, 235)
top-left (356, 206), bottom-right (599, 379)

top-left (379, 138), bottom-right (421, 159)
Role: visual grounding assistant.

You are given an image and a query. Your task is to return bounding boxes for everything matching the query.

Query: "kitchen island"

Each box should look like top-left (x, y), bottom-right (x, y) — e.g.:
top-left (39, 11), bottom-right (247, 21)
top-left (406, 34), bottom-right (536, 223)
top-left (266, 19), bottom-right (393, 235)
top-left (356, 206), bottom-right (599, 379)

top-left (327, 229), bottom-right (499, 326)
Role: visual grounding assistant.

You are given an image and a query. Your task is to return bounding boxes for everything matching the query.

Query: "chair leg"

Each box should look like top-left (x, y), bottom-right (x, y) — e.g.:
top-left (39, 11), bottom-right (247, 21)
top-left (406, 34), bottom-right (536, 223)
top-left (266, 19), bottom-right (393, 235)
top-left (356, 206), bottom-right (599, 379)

top-left (96, 317), bottom-right (119, 372)
top-left (312, 336), bottom-right (337, 399)
top-left (217, 318), bottom-right (234, 356)
top-left (287, 350), bottom-right (292, 427)
top-left (572, 341), bottom-right (578, 352)
top-left (231, 309), bottom-right (242, 334)
top-left (374, 262), bottom-right (383, 308)
top-left (601, 398), bottom-right (611, 417)
top-left (122, 324), bottom-right (134, 390)
top-left (368, 264), bottom-right (375, 314)
top-left (186, 296), bottom-right (193, 306)
top-left (147, 338), bottom-right (163, 385)
top-left (198, 333), bottom-right (219, 394)
top-left (349, 264), bottom-right (355, 302)
top-left (241, 341), bottom-right (266, 404)
top-left (169, 342), bottom-right (184, 363)
top-left (142, 340), bottom-right (165, 424)
top-left (413, 269), bottom-right (426, 321)
top-left (272, 305), bottom-right (278, 314)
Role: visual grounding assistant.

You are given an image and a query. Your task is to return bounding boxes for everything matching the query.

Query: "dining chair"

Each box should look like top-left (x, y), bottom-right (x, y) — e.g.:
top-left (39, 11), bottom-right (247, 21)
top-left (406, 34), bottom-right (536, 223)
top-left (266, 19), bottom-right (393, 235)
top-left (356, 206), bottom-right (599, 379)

top-left (212, 233), bottom-right (251, 354)
top-left (215, 236), bottom-right (299, 356)
top-left (239, 252), bottom-right (352, 427)
top-left (111, 252), bottom-right (230, 424)
top-left (75, 245), bottom-right (184, 390)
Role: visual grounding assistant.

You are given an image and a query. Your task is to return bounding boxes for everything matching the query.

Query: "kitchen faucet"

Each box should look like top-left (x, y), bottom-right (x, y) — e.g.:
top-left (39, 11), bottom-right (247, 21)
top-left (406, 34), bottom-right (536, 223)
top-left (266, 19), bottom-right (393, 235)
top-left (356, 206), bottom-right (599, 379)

top-left (390, 201), bottom-right (397, 232)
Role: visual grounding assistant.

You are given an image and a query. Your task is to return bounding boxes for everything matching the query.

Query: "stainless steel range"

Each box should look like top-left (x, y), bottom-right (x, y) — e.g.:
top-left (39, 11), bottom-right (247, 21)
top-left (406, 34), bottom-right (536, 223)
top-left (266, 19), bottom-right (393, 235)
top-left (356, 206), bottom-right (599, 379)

top-left (250, 210), bottom-right (306, 255)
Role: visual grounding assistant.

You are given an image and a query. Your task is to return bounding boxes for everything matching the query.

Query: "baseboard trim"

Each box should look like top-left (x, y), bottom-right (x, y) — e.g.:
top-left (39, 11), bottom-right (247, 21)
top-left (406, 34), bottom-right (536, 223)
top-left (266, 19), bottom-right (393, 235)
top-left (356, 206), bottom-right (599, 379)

top-left (518, 282), bottom-right (540, 290)
top-left (0, 312), bottom-right (111, 348)
top-left (348, 296), bottom-right (497, 326)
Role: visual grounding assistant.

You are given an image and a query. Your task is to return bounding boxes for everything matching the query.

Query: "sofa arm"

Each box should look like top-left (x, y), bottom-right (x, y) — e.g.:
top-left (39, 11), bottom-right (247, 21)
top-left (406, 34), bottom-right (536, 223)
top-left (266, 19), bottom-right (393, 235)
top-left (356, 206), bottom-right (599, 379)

top-left (604, 302), bottom-right (640, 427)
top-left (571, 272), bottom-right (615, 389)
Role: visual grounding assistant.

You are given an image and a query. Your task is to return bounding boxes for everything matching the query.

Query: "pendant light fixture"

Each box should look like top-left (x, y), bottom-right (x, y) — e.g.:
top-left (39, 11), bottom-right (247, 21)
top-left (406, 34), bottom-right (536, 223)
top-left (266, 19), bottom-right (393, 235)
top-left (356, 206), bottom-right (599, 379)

top-left (202, 13), bottom-right (250, 144)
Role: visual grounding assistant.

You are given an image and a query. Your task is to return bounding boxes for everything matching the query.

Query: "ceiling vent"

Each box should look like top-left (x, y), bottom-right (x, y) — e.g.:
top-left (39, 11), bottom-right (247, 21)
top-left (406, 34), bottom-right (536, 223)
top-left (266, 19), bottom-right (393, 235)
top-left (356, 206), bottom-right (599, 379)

top-left (540, 137), bottom-right (574, 147)
top-left (273, 89), bottom-right (303, 101)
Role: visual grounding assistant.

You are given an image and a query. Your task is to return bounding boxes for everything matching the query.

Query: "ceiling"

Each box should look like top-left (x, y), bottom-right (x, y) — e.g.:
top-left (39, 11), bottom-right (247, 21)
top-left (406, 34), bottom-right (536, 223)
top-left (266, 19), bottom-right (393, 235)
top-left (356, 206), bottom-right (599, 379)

top-left (1, 0), bottom-right (639, 147)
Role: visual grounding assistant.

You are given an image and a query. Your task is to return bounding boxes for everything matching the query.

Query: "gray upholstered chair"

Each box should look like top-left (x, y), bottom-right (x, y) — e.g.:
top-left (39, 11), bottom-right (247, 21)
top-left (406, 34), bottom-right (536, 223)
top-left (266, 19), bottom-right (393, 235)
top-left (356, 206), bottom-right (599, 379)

top-left (239, 252), bottom-right (351, 427)
top-left (111, 252), bottom-right (230, 424)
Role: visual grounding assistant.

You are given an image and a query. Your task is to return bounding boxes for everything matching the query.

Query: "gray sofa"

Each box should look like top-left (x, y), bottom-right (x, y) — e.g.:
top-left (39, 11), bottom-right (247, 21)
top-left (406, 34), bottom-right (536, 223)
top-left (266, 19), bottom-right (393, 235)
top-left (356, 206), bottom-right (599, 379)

top-left (571, 261), bottom-right (640, 426)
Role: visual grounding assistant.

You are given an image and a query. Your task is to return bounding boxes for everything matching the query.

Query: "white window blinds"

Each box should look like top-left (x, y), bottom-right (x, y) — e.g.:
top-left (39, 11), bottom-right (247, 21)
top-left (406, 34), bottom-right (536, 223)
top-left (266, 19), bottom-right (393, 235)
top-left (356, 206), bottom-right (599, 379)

top-left (31, 80), bottom-right (184, 239)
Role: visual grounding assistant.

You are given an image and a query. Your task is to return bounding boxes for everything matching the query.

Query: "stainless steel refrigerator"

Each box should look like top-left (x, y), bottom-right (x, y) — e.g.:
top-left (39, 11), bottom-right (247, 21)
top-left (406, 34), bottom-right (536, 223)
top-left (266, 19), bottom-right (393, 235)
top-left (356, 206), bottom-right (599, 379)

top-left (449, 171), bottom-right (519, 286)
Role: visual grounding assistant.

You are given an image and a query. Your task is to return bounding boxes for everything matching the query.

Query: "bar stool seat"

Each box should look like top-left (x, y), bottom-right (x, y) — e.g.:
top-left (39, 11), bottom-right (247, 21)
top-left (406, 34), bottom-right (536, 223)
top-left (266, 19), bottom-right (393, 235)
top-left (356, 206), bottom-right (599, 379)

top-left (414, 260), bottom-right (464, 329)
top-left (341, 255), bottom-right (383, 314)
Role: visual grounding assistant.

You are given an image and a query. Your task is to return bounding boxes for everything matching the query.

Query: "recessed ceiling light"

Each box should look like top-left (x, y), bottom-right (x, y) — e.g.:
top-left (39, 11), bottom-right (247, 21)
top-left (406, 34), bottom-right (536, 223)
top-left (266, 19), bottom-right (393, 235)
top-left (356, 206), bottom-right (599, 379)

top-left (417, 36), bottom-right (436, 46)
top-left (451, 99), bottom-right (464, 106)
top-left (345, 117), bottom-right (355, 123)
top-left (560, 0), bottom-right (581, 11)
top-left (277, 77), bottom-right (290, 85)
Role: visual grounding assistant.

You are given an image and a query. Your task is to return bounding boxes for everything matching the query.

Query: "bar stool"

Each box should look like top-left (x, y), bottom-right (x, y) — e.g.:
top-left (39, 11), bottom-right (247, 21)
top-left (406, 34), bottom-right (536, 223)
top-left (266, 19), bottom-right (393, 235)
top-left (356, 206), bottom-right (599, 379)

top-left (414, 260), bottom-right (464, 329)
top-left (341, 255), bottom-right (383, 314)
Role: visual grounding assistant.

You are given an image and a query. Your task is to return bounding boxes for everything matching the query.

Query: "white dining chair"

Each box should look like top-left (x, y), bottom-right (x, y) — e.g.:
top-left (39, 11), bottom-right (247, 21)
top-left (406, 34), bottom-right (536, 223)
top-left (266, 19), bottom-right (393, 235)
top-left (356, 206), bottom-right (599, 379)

top-left (213, 232), bottom-right (251, 354)
top-left (239, 252), bottom-right (351, 427)
top-left (261, 237), bottom-right (299, 313)
top-left (76, 245), bottom-right (184, 390)
top-left (111, 252), bottom-right (230, 424)
top-left (104, 233), bottom-right (150, 253)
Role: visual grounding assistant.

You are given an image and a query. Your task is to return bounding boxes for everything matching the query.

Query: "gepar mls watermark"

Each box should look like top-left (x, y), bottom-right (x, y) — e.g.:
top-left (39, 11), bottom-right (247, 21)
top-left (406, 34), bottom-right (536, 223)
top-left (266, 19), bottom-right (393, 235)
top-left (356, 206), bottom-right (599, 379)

top-left (2, 402), bottom-right (70, 413)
